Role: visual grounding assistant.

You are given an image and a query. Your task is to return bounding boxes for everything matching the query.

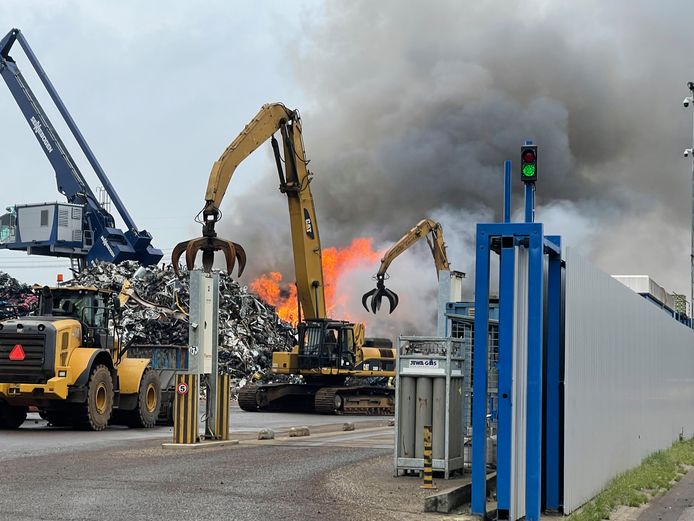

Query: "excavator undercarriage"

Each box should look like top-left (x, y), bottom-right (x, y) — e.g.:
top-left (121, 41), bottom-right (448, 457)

top-left (238, 382), bottom-right (394, 415)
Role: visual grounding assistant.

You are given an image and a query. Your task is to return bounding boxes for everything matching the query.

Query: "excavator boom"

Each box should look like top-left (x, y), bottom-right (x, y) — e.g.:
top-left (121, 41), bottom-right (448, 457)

top-left (173, 103), bottom-right (326, 319)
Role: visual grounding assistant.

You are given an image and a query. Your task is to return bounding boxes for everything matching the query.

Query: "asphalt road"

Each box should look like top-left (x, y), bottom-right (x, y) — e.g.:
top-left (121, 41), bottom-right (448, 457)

top-left (0, 404), bottom-right (407, 521)
top-left (0, 403), bottom-right (386, 460)
top-left (1, 439), bottom-right (391, 521)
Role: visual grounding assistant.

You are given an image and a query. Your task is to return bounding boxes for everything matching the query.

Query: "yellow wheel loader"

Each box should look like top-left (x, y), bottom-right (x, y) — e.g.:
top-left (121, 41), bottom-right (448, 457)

top-left (0, 286), bottom-right (163, 430)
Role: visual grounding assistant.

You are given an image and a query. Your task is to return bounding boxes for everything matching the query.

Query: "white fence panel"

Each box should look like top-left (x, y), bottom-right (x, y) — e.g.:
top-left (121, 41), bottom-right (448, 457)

top-left (563, 248), bottom-right (694, 513)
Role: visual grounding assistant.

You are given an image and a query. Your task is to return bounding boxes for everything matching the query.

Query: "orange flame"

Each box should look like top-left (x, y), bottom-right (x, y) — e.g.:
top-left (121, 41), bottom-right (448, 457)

top-left (249, 272), bottom-right (299, 324)
top-left (249, 237), bottom-right (382, 324)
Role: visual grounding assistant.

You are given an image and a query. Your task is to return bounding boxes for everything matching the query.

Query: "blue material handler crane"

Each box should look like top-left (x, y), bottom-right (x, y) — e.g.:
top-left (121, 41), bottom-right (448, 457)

top-left (0, 28), bottom-right (161, 270)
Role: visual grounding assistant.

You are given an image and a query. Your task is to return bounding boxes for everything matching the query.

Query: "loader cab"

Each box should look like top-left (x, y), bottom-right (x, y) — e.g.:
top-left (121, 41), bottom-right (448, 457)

top-left (38, 286), bottom-right (116, 349)
top-left (297, 320), bottom-right (356, 370)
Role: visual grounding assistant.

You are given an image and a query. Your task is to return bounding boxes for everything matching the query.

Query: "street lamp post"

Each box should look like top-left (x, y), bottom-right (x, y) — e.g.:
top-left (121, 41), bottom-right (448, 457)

top-left (684, 82), bottom-right (694, 321)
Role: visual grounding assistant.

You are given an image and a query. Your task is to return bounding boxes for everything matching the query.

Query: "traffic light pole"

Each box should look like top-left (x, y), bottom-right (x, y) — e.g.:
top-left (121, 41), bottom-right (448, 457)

top-left (525, 183), bottom-right (535, 224)
top-left (504, 160), bottom-right (512, 223)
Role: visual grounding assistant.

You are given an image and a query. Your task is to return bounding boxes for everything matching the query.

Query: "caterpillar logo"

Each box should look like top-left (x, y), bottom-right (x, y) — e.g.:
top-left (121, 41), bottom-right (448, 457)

top-left (30, 116), bottom-right (53, 153)
top-left (303, 209), bottom-right (315, 239)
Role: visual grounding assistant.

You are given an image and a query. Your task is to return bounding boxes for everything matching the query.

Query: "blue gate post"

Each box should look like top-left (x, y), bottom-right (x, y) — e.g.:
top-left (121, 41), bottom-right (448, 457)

top-left (496, 237), bottom-right (516, 514)
top-left (471, 225), bottom-right (491, 517)
top-left (544, 235), bottom-right (562, 511)
top-left (525, 225), bottom-right (545, 521)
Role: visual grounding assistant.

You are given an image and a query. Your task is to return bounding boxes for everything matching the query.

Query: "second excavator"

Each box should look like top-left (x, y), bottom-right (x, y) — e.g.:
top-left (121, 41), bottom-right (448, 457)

top-left (173, 103), bottom-right (395, 415)
top-left (362, 218), bottom-right (450, 314)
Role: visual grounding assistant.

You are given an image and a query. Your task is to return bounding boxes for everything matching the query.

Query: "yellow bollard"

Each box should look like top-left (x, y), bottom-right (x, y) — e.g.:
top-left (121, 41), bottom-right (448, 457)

top-left (173, 374), bottom-right (199, 444)
top-left (421, 425), bottom-right (437, 490)
top-left (214, 373), bottom-right (230, 440)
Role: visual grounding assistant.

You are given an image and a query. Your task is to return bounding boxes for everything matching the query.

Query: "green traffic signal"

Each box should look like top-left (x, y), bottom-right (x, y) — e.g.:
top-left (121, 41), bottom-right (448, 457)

top-left (520, 145), bottom-right (537, 183)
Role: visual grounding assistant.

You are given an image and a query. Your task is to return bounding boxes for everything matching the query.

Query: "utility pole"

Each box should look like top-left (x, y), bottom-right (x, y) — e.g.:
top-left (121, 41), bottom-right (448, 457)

top-left (684, 82), bottom-right (694, 321)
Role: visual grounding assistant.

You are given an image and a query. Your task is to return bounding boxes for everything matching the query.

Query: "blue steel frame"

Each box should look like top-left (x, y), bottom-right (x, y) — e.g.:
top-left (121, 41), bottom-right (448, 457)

top-left (471, 223), bottom-right (562, 521)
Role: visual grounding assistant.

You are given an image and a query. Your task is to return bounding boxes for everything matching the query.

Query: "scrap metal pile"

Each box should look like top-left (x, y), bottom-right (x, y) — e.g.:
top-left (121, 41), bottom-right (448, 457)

top-left (66, 262), bottom-right (297, 380)
top-left (0, 272), bottom-right (38, 319)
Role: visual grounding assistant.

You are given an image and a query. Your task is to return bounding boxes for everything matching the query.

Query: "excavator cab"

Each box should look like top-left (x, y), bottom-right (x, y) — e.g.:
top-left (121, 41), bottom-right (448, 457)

top-left (297, 320), bottom-right (355, 371)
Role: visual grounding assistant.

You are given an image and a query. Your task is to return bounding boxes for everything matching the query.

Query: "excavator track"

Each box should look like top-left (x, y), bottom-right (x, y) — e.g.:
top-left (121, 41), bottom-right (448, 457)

top-left (314, 386), bottom-right (394, 415)
top-left (237, 383), bottom-right (394, 415)
top-left (238, 384), bottom-right (261, 412)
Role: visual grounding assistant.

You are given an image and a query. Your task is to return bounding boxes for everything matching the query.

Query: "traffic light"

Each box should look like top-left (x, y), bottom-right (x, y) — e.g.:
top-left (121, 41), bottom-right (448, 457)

top-left (520, 145), bottom-right (537, 183)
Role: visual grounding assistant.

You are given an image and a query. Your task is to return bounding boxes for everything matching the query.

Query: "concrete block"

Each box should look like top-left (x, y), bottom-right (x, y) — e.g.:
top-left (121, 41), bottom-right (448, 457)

top-left (288, 426), bottom-right (310, 437)
top-left (257, 428), bottom-right (275, 440)
top-left (161, 440), bottom-right (239, 450)
top-left (342, 422), bottom-right (355, 431)
top-left (424, 472), bottom-right (496, 513)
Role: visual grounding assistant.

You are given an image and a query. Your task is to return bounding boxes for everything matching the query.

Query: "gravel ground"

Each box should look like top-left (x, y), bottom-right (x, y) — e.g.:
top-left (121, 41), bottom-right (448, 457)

top-left (324, 453), bottom-right (475, 521)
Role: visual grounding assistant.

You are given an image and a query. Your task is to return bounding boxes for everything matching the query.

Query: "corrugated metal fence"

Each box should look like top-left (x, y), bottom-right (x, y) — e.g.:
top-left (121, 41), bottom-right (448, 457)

top-left (563, 248), bottom-right (694, 512)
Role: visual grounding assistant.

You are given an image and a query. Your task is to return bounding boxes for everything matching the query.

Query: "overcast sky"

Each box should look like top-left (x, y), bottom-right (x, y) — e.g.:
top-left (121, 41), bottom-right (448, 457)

top-left (1, 1), bottom-right (694, 332)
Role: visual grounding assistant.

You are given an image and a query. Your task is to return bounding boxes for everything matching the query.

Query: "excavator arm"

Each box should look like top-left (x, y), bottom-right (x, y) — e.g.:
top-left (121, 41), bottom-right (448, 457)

top-left (173, 103), bottom-right (327, 319)
top-left (375, 219), bottom-right (449, 277)
top-left (362, 219), bottom-right (450, 314)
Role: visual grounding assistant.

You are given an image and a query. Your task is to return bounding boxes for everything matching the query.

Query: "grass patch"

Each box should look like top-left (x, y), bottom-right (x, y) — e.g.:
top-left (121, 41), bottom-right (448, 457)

top-left (568, 437), bottom-right (694, 521)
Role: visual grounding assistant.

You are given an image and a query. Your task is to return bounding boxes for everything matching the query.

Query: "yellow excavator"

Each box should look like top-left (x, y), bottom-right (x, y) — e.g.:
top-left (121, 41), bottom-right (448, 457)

top-left (362, 218), bottom-right (449, 314)
top-left (173, 103), bottom-right (396, 414)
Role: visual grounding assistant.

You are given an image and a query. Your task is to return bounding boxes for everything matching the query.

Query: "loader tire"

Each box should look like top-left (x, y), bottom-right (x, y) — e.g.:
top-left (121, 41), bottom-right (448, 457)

top-left (76, 364), bottom-right (113, 431)
top-left (126, 370), bottom-right (161, 429)
top-left (0, 402), bottom-right (27, 429)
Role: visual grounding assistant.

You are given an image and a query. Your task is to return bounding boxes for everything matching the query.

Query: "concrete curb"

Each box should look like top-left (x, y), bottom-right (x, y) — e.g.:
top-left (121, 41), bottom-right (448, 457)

top-left (424, 472), bottom-right (496, 514)
top-left (161, 439), bottom-right (240, 450)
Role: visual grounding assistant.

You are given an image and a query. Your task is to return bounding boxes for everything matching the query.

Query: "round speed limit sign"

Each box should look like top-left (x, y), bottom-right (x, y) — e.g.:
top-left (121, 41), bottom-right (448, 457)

top-left (177, 382), bottom-right (189, 396)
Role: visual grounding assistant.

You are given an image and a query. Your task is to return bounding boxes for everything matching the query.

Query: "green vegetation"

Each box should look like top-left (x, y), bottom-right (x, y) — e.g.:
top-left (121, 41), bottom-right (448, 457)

top-left (568, 437), bottom-right (694, 521)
